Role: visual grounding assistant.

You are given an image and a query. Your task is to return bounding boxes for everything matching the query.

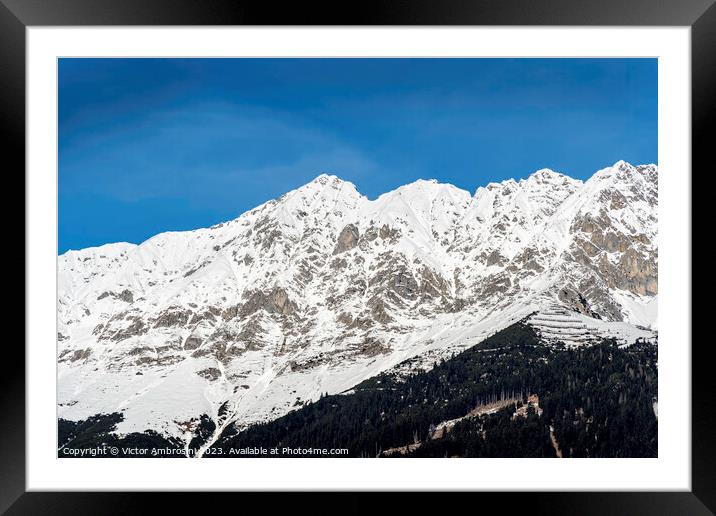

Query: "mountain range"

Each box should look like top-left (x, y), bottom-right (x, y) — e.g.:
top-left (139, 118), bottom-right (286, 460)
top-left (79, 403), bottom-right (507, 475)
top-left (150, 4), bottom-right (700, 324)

top-left (58, 160), bottom-right (658, 454)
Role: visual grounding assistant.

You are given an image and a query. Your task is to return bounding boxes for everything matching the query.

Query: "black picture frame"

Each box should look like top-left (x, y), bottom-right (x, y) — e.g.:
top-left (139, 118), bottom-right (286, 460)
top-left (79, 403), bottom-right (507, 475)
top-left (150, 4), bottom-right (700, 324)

top-left (3, 0), bottom-right (711, 513)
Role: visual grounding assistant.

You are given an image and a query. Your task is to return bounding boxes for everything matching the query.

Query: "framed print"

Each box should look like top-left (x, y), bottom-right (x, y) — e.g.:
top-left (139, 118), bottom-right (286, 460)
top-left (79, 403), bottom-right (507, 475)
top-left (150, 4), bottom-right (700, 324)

top-left (3, 0), bottom-right (713, 512)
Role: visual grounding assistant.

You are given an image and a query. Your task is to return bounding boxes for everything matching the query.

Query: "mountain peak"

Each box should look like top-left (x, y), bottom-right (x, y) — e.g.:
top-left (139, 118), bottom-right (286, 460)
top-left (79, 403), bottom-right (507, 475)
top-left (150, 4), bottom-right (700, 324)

top-left (309, 172), bottom-right (343, 185)
top-left (277, 174), bottom-right (365, 218)
top-left (605, 160), bottom-right (649, 174)
top-left (394, 178), bottom-right (455, 192)
top-left (527, 168), bottom-right (567, 182)
top-left (607, 160), bottom-right (658, 178)
top-left (295, 173), bottom-right (361, 196)
top-left (521, 169), bottom-right (584, 195)
top-left (378, 178), bottom-right (468, 199)
top-left (592, 160), bottom-right (638, 181)
top-left (410, 178), bottom-right (438, 185)
top-left (484, 178), bottom-right (517, 191)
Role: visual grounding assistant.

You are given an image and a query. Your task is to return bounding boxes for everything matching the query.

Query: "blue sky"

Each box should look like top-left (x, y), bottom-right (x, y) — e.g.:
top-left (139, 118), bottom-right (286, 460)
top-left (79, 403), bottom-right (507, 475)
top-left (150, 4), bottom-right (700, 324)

top-left (59, 58), bottom-right (657, 253)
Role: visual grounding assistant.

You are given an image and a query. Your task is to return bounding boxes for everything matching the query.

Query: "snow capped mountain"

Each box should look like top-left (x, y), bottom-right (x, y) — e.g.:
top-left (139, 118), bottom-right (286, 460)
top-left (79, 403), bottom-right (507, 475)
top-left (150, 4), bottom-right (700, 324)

top-left (57, 160), bottom-right (658, 452)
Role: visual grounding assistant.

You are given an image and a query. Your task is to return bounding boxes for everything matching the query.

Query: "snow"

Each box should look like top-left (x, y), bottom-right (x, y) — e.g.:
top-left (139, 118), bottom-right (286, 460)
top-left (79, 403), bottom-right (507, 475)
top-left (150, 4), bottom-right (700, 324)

top-left (527, 304), bottom-right (656, 348)
top-left (57, 160), bottom-right (658, 449)
top-left (611, 290), bottom-right (658, 330)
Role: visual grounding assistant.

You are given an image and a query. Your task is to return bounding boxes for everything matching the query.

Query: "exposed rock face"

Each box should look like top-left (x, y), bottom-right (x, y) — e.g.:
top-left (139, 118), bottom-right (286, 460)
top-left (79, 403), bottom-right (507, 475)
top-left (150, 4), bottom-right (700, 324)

top-left (333, 224), bottom-right (359, 254)
top-left (58, 348), bottom-right (92, 363)
top-left (197, 367), bottom-right (222, 381)
top-left (183, 335), bottom-right (202, 350)
top-left (570, 214), bottom-right (657, 297)
top-left (153, 307), bottom-right (193, 328)
top-left (97, 289), bottom-right (134, 303)
top-left (57, 162), bottom-right (657, 447)
top-left (241, 287), bottom-right (297, 317)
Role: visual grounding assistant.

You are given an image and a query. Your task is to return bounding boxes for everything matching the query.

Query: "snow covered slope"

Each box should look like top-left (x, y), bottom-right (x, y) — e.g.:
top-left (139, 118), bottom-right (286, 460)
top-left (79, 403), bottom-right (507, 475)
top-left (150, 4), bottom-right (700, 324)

top-left (57, 160), bottom-right (658, 449)
top-left (527, 303), bottom-right (656, 348)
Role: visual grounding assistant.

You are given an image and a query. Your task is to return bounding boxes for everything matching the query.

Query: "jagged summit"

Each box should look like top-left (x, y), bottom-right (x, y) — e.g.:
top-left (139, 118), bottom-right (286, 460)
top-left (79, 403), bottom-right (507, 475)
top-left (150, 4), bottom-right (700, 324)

top-left (480, 166), bottom-right (582, 195)
top-left (594, 159), bottom-right (656, 179)
top-left (307, 172), bottom-right (344, 185)
top-left (294, 173), bottom-right (361, 195)
top-left (524, 167), bottom-right (579, 185)
top-left (60, 162), bottom-right (655, 259)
